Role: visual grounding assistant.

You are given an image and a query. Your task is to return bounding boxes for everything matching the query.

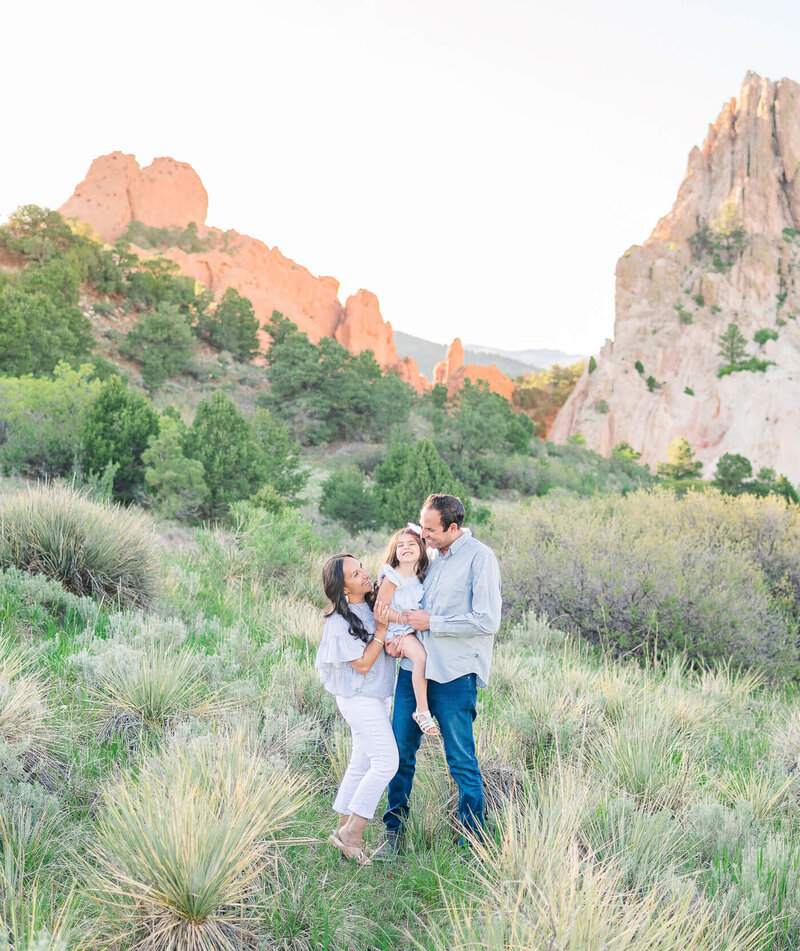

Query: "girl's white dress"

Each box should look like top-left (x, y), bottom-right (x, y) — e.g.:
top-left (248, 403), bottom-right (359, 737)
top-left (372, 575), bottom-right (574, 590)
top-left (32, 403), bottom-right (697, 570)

top-left (378, 563), bottom-right (424, 642)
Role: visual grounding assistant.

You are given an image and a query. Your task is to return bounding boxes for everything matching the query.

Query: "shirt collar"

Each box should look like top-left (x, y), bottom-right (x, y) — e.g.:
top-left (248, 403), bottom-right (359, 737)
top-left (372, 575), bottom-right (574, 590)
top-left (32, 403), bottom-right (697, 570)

top-left (440, 527), bottom-right (472, 558)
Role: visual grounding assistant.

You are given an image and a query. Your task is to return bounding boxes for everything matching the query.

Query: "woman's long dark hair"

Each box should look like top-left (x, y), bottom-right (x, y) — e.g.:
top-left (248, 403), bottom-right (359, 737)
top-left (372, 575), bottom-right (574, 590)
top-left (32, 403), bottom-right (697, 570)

top-left (322, 553), bottom-right (375, 644)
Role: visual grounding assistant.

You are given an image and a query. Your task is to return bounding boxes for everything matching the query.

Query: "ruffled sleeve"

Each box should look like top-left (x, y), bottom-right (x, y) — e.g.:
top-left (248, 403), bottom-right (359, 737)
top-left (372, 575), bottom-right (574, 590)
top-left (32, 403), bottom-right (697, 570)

top-left (315, 613), bottom-right (367, 666)
top-left (378, 564), bottom-right (403, 587)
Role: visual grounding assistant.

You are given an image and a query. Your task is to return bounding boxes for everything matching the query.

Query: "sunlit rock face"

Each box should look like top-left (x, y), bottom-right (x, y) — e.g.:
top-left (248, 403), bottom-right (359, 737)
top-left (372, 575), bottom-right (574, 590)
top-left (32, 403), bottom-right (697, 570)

top-left (60, 153), bottom-right (429, 389)
top-left (551, 73), bottom-right (800, 481)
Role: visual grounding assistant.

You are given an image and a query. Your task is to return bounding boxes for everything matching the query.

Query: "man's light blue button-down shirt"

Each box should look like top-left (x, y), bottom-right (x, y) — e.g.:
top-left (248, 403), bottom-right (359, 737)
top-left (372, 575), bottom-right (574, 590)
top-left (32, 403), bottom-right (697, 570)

top-left (398, 528), bottom-right (501, 687)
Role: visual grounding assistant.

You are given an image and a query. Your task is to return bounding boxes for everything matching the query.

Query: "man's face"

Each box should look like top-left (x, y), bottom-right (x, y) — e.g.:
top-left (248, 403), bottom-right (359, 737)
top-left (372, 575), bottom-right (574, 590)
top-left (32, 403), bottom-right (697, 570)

top-left (420, 506), bottom-right (458, 551)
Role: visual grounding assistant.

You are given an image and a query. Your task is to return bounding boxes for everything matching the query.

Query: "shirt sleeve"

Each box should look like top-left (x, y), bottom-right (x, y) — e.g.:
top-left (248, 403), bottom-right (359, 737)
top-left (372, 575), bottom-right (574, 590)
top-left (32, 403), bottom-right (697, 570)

top-left (428, 549), bottom-right (502, 637)
top-left (315, 614), bottom-right (368, 665)
top-left (378, 564), bottom-right (402, 586)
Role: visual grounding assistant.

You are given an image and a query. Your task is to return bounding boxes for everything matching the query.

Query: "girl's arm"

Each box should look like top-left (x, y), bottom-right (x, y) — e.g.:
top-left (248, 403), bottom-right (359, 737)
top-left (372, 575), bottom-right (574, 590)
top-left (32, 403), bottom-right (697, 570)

top-left (375, 577), bottom-right (406, 625)
top-left (349, 603), bottom-right (391, 675)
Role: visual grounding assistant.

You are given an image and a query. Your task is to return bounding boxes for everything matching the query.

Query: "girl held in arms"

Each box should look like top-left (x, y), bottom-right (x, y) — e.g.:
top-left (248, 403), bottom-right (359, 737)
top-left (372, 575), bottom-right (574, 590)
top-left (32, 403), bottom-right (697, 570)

top-left (315, 553), bottom-right (396, 866)
top-left (375, 526), bottom-right (439, 737)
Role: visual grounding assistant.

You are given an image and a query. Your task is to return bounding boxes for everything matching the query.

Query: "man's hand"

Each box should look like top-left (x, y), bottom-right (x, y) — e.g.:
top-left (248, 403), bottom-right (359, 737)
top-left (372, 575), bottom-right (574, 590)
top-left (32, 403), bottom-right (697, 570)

top-left (404, 609), bottom-right (430, 632)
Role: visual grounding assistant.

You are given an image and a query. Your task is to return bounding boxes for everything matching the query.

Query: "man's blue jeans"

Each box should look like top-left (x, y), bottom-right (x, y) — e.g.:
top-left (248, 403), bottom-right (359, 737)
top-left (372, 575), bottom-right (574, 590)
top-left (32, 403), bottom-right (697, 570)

top-left (383, 668), bottom-right (484, 837)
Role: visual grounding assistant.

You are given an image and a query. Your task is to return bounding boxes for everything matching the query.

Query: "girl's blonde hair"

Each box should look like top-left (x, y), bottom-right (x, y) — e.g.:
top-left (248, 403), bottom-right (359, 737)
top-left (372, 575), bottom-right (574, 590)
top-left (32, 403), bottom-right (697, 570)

top-left (382, 528), bottom-right (428, 582)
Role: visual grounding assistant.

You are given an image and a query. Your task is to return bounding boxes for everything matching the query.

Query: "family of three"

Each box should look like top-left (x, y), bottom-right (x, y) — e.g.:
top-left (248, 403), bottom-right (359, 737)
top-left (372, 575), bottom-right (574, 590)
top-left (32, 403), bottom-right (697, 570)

top-left (314, 493), bottom-right (502, 866)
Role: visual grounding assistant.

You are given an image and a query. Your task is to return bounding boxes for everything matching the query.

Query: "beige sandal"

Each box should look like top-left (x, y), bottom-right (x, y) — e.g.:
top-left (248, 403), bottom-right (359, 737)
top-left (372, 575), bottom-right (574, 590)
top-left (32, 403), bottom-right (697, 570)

top-left (328, 832), bottom-right (372, 867)
top-left (412, 710), bottom-right (440, 736)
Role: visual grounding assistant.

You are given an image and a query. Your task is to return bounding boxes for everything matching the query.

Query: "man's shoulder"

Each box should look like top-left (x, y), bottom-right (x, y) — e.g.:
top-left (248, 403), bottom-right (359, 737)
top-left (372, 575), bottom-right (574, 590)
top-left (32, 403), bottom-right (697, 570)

top-left (463, 533), bottom-right (498, 561)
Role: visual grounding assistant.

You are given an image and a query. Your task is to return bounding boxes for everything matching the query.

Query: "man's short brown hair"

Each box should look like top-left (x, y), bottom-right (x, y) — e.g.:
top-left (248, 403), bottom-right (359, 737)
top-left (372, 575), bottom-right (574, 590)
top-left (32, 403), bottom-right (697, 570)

top-left (422, 493), bottom-right (465, 530)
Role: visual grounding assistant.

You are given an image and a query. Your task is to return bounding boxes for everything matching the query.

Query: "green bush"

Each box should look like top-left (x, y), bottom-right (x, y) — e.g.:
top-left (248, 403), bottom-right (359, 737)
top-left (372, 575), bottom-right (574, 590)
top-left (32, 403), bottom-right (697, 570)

top-left (81, 377), bottom-right (160, 502)
top-left (198, 287), bottom-right (260, 361)
top-left (0, 363), bottom-right (101, 476)
top-left (754, 328), bottom-right (779, 346)
top-left (717, 356), bottom-right (775, 377)
top-left (488, 490), bottom-right (800, 676)
top-left (142, 416), bottom-right (208, 520)
top-left (635, 360), bottom-right (645, 375)
top-left (119, 303), bottom-right (195, 389)
top-left (0, 484), bottom-right (159, 607)
top-left (374, 439), bottom-right (471, 527)
top-left (184, 392), bottom-right (264, 517)
top-left (319, 464), bottom-right (381, 533)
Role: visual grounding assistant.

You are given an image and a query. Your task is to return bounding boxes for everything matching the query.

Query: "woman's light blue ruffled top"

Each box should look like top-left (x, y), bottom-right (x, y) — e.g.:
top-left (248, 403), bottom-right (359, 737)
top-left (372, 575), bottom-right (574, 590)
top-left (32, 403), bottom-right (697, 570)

top-left (314, 601), bottom-right (396, 699)
top-left (378, 564), bottom-right (424, 641)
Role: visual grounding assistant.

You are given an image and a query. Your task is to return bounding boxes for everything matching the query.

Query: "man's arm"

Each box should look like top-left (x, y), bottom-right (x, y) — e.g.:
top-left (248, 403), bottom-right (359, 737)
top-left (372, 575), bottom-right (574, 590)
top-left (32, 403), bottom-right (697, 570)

top-left (406, 549), bottom-right (501, 637)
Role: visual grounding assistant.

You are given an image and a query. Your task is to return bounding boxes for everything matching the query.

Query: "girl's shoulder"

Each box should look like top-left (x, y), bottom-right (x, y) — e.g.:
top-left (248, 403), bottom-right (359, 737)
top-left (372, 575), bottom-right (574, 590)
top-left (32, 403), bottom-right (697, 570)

top-left (378, 563), bottom-right (420, 586)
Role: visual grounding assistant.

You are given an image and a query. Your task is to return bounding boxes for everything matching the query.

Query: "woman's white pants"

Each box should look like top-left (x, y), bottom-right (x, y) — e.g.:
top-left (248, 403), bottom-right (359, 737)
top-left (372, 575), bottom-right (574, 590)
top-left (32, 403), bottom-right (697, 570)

top-left (333, 695), bottom-right (399, 820)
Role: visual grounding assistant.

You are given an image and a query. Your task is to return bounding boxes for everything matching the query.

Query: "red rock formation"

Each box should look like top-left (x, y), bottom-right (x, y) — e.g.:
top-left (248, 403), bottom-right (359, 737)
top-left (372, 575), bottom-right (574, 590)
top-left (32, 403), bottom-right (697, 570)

top-left (60, 153), bottom-right (510, 399)
top-left (434, 338), bottom-right (515, 401)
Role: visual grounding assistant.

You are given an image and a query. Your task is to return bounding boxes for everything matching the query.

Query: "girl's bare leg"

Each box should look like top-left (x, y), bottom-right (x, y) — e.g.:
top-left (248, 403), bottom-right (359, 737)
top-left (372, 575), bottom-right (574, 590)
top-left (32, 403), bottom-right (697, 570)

top-left (400, 634), bottom-right (429, 713)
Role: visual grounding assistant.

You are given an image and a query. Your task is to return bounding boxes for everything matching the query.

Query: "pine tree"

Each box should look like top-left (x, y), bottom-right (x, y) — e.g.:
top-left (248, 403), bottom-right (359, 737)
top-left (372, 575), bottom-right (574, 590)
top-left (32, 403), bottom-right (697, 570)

top-left (656, 437), bottom-right (703, 481)
top-left (718, 323), bottom-right (749, 366)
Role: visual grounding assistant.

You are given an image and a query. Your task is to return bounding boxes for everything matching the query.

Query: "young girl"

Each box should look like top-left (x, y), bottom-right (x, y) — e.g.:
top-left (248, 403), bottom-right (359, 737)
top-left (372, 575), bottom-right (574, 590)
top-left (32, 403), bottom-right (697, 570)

top-left (375, 527), bottom-right (439, 737)
top-left (315, 553), bottom-right (397, 867)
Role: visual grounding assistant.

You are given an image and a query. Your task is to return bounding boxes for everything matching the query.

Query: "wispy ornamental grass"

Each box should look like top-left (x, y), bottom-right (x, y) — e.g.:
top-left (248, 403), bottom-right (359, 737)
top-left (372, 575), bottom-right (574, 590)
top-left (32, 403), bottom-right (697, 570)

top-left (85, 731), bottom-right (309, 951)
top-left (0, 484), bottom-right (159, 608)
top-left (84, 639), bottom-right (231, 742)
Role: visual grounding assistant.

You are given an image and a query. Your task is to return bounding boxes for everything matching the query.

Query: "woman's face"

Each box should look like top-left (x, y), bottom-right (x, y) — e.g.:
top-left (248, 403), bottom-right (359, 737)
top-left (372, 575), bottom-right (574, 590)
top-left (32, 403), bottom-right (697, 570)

top-left (396, 533), bottom-right (421, 565)
top-left (342, 557), bottom-right (371, 601)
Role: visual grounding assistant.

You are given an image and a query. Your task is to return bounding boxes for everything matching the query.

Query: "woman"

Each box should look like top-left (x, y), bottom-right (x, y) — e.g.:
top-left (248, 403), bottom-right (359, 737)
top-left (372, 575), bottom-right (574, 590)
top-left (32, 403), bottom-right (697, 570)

top-left (315, 553), bottom-right (398, 867)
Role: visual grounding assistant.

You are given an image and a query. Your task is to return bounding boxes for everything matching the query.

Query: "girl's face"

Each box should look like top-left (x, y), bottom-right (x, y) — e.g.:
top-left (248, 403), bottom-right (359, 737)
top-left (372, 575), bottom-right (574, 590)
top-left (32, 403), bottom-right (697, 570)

top-left (396, 533), bottom-right (421, 565)
top-left (342, 557), bottom-right (371, 601)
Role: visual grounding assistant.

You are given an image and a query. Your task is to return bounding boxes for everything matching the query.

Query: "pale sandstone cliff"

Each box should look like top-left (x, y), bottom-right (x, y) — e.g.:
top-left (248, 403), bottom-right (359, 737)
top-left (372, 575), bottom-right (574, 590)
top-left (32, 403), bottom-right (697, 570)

top-left (551, 73), bottom-right (800, 481)
top-left (59, 153), bottom-right (513, 400)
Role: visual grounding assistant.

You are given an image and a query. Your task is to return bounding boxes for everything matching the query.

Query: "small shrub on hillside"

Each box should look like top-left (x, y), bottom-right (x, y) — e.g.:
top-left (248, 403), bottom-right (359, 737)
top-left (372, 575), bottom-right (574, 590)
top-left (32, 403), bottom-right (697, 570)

top-left (85, 732), bottom-right (307, 950)
top-left (373, 439), bottom-right (471, 527)
top-left (142, 416), bottom-right (208, 520)
top-left (184, 391), bottom-right (263, 517)
top-left (0, 364), bottom-right (101, 478)
top-left (0, 485), bottom-right (158, 608)
top-left (319, 464), bottom-right (381, 533)
top-left (0, 567), bottom-right (99, 635)
top-left (81, 376), bottom-right (160, 502)
top-left (198, 287), bottom-right (260, 360)
top-left (754, 327), bottom-right (779, 345)
top-left (119, 303), bottom-right (195, 389)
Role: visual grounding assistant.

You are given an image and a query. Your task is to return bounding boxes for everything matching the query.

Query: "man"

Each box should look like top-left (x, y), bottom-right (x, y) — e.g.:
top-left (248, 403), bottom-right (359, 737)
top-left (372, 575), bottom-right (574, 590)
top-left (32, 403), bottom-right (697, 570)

top-left (375, 492), bottom-right (502, 859)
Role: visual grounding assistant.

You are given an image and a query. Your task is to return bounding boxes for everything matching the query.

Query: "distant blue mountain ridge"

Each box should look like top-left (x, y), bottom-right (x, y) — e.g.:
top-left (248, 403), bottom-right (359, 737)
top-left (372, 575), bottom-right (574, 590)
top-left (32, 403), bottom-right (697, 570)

top-left (392, 330), bottom-right (586, 381)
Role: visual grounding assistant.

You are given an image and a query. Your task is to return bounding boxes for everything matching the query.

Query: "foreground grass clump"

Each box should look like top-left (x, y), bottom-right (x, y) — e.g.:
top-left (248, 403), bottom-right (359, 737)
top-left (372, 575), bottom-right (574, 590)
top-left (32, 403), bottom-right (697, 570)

top-left (86, 731), bottom-right (308, 950)
top-left (489, 489), bottom-right (800, 675)
top-left (0, 484), bottom-right (158, 607)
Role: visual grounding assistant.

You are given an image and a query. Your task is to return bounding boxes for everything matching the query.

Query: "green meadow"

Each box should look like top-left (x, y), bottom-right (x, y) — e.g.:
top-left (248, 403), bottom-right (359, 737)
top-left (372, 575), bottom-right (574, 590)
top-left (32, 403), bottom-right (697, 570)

top-left (2, 482), bottom-right (800, 950)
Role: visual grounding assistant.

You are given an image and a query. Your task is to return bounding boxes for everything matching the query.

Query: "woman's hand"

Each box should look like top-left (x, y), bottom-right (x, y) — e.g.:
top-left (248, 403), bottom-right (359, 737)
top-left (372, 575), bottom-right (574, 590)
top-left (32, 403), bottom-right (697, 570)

top-left (384, 635), bottom-right (405, 658)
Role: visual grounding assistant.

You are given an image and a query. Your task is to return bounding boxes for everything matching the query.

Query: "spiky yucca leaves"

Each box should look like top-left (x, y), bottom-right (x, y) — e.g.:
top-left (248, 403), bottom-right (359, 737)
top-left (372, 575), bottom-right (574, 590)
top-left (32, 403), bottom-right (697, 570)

top-left (87, 640), bottom-right (227, 741)
top-left (86, 732), bottom-right (308, 951)
top-left (592, 711), bottom-right (699, 807)
top-left (0, 650), bottom-right (61, 778)
top-left (0, 484), bottom-right (158, 607)
top-left (425, 770), bottom-right (762, 951)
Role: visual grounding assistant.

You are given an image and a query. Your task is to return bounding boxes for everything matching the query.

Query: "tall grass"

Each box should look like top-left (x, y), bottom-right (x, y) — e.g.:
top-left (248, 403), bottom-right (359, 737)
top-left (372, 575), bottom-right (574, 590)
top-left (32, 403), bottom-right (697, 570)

top-left (0, 484), bottom-right (158, 607)
top-left (86, 731), bottom-right (308, 950)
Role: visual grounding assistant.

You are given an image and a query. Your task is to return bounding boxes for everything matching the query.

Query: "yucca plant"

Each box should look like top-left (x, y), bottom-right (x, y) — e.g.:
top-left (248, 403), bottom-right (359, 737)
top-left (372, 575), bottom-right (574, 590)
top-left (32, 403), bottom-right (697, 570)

top-left (85, 732), bottom-right (308, 950)
top-left (716, 765), bottom-right (794, 820)
top-left (87, 640), bottom-right (227, 741)
top-left (0, 650), bottom-right (61, 777)
top-left (423, 771), bottom-right (763, 951)
top-left (0, 483), bottom-right (158, 607)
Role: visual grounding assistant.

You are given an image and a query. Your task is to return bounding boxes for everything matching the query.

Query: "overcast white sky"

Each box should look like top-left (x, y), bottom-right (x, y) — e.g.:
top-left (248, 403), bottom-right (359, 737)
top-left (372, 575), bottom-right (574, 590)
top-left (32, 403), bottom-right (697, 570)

top-left (3, 0), bottom-right (800, 354)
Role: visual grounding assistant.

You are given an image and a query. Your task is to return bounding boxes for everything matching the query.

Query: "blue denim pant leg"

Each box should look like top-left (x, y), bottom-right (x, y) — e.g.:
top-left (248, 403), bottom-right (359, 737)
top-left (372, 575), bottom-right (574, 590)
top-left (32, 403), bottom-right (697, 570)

top-left (383, 668), bottom-right (422, 834)
top-left (383, 669), bottom-right (484, 837)
top-left (428, 673), bottom-right (484, 837)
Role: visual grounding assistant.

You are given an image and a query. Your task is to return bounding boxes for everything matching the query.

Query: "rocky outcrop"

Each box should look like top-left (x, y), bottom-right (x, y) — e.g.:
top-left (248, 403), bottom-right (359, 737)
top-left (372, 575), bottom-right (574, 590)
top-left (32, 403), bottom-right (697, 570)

top-left (60, 152), bottom-right (207, 244)
top-left (60, 153), bottom-right (429, 391)
top-left (434, 338), bottom-right (515, 401)
top-left (551, 73), bottom-right (800, 481)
